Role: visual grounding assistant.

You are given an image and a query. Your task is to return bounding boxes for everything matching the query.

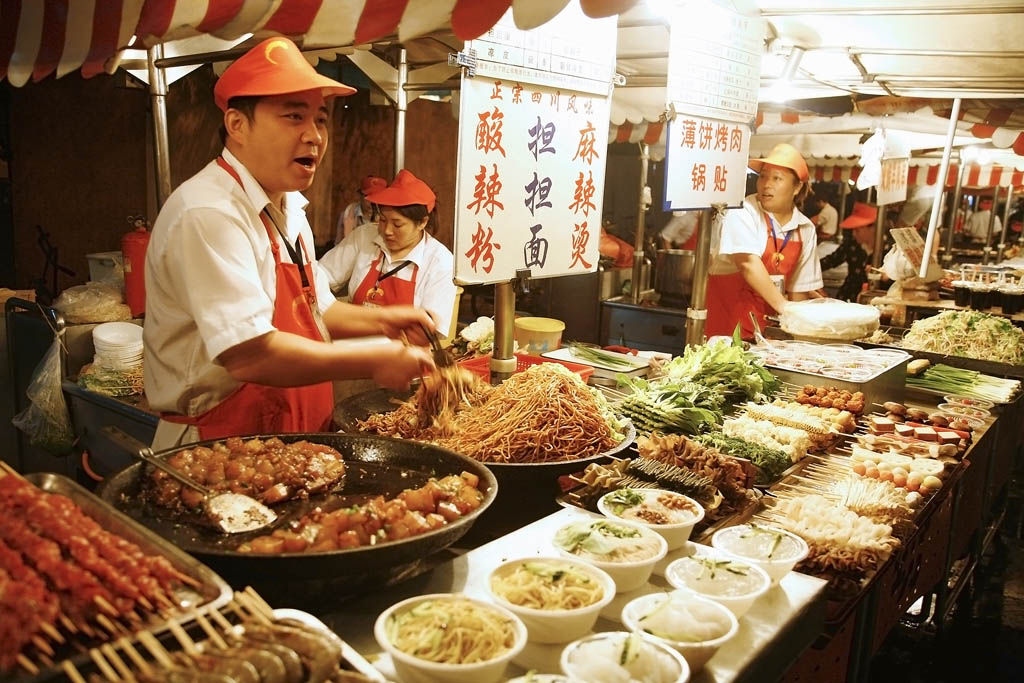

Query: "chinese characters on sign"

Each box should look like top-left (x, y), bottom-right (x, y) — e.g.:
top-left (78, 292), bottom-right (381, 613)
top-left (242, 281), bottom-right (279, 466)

top-left (454, 75), bottom-right (610, 284)
top-left (664, 114), bottom-right (751, 209)
top-left (877, 157), bottom-right (909, 206)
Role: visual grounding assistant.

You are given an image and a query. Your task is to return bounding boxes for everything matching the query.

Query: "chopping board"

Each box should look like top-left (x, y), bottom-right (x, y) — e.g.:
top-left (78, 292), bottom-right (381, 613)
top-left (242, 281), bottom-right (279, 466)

top-left (542, 346), bottom-right (649, 379)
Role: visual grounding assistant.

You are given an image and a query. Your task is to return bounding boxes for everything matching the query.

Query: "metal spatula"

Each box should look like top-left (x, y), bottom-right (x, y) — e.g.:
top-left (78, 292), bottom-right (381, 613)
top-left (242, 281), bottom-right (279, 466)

top-left (102, 427), bottom-right (277, 534)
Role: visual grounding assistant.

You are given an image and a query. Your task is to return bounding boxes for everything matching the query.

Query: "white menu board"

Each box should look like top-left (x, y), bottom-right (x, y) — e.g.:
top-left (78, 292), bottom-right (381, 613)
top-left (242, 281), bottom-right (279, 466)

top-left (453, 75), bottom-right (611, 284)
top-left (664, 113), bottom-right (751, 210)
top-left (667, 1), bottom-right (762, 124)
top-left (877, 157), bottom-right (909, 206)
top-left (467, 2), bottom-right (617, 96)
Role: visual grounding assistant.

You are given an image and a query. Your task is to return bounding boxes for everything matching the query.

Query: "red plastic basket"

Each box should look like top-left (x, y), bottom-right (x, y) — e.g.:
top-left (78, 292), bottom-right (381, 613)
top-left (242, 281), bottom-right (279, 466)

top-left (458, 353), bottom-right (595, 383)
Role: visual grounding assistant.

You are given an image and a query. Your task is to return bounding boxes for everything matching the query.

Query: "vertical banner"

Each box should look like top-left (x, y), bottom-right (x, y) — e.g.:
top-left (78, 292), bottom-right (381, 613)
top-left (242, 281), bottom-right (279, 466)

top-left (452, 2), bottom-right (616, 285)
top-left (454, 76), bottom-right (611, 284)
top-left (877, 157), bottom-right (910, 206)
top-left (663, 1), bottom-right (762, 209)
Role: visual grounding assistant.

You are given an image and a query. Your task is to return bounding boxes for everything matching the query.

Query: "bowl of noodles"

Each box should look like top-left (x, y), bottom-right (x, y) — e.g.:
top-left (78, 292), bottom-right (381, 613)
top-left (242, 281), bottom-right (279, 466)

top-left (561, 631), bottom-right (690, 683)
top-left (487, 556), bottom-right (616, 644)
top-left (553, 519), bottom-right (667, 592)
top-left (374, 593), bottom-right (527, 683)
top-left (620, 591), bottom-right (739, 672)
top-left (597, 488), bottom-right (705, 550)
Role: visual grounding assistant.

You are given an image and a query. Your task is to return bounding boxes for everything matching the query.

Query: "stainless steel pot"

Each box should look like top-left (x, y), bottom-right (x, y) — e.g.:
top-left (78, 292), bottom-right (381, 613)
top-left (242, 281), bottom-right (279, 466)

top-left (655, 249), bottom-right (695, 298)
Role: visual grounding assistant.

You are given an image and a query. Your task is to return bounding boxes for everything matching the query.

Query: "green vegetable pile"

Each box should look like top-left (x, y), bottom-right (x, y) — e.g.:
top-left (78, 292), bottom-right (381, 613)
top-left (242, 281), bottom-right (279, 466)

top-left (901, 310), bottom-right (1024, 365)
top-left (691, 432), bottom-right (792, 485)
top-left (615, 376), bottom-right (723, 434)
top-left (906, 363), bottom-right (1020, 403)
top-left (658, 333), bottom-right (780, 406)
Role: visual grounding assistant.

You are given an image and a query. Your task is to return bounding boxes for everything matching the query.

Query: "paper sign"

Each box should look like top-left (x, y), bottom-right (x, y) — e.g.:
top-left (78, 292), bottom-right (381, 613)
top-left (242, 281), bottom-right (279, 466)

top-left (877, 157), bottom-right (909, 206)
top-left (667, 1), bottom-right (763, 124)
top-left (453, 75), bottom-right (611, 285)
top-left (663, 114), bottom-right (751, 210)
top-left (891, 227), bottom-right (926, 270)
top-left (467, 3), bottom-right (617, 95)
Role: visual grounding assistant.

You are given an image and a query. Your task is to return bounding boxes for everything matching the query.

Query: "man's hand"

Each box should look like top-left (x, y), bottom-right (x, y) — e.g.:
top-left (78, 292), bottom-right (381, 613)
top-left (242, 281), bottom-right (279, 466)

top-left (375, 306), bottom-right (437, 345)
top-left (372, 344), bottom-right (434, 390)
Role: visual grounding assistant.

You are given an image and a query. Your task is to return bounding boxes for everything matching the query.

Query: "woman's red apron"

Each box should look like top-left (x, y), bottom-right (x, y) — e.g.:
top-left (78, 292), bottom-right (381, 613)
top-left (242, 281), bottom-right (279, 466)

top-left (350, 251), bottom-right (419, 307)
top-left (161, 157), bottom-right (334, 439)
top-left (680, 224), bottom-right (699, 251)
top-left (705, 213), bottom-right (802, 340)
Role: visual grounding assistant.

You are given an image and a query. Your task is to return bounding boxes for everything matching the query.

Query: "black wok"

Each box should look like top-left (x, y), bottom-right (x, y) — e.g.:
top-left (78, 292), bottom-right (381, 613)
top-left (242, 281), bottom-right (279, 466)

top-left (95, 432), bottom-right (497, 600)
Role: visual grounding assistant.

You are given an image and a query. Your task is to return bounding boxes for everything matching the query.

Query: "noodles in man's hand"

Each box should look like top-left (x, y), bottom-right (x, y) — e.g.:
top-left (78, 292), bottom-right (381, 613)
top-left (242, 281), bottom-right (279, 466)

top-left (491, 560), bottom-right (606, 611)
top-left (360, 364), bottom-right (626, 464)
top-left (385, 597), bottom-right (517, 664)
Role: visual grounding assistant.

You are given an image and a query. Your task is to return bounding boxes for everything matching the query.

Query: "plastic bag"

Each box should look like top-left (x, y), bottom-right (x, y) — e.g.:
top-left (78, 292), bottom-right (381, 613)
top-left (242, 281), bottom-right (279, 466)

top-left (12, 337), bottom-right (75, 454)
top-left (779, 298), bottom-right (880, 341)
top-left (53, 283), bottom-right (131, 323)
top-left (880, 246), bottom-right (944, 284)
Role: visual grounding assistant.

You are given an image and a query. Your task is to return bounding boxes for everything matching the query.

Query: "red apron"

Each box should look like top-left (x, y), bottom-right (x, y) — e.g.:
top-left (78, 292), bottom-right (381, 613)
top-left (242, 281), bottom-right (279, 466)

top-left (161, 157), bottom-right (334, 439)
top-left (705, 212), bottom-right (802, 340)
top-left (350, 251), bottom-right (419, 308)
top-left (680, 225), bottom-right (699, 251)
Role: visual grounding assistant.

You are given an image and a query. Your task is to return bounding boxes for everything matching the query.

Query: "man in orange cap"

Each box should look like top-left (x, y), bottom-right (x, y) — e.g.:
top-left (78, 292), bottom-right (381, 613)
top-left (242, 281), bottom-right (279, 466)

top-left (705, 143), bottom-right (823, 339)
top-left (334, 175), bottom-right (388, 244)
top-left (819, 202), bottom-right (877, 301)
top-left (144, 37), bottom-right (435, 449)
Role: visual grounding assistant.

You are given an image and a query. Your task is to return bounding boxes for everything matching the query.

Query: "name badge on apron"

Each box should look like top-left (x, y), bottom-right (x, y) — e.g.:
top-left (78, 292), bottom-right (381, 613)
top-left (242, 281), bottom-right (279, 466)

top-left (769, 274), bottom-right (786, 294)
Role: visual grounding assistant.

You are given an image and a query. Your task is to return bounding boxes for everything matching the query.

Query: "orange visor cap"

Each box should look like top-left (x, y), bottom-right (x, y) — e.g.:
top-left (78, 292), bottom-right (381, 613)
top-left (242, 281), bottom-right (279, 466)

top-left (840, 202), bottom-right (878, 228)
top-left (367, 170), bottom-right (436, 212)
top-left (214, 37), bottom-right (356, 111)
top-left (749, 143), bottom-right (809, 182)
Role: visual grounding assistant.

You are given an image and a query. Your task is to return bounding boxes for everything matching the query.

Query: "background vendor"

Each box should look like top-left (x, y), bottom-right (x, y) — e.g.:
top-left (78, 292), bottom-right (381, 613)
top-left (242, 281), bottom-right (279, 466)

top-left (819, 202), bottom-right (877, 301)
top-left (144, 38), bottom-right (434, 450)
top-left (705, 143), bottom-right (823, 339)
top-left (334, 174), bottom-right (386, 245)
top-left (320, 170), bottom-right (457, 334)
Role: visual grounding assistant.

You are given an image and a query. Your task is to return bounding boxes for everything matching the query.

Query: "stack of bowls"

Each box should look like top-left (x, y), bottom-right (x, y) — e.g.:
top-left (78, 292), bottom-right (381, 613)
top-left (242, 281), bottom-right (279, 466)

top-left (92, 322), bottom-right (143, 370)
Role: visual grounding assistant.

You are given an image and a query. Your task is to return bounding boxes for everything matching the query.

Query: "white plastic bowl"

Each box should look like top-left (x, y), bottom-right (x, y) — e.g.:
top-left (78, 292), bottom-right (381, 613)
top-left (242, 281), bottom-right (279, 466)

top-left (553, 519), bottom-right (668, 593)
top-left (597, 489), bottom-right (705, 551)
top-left (711, 524), bottom-right (809, 584)
top-left (665, 547), bottom-right (771, 618)
top-left (92, 321), bottom-right (143, 346)
top-left (942, 395), bottom-right (995, 410)
top-left (620, 591), bottom-right (739, 672)
top-left (561, 631), bottom-right (690, 683)
top-left (374, 593), bottom-right (527, 683)
top-left (507, 676), bottom-right (575, 683)
top-left (487, 556), bottom-right (616, 644)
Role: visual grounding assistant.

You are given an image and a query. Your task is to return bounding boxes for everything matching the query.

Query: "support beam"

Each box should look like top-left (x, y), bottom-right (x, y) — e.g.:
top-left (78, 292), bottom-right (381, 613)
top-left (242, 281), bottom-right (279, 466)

top-left (147, 45), bottom-right (172, 209)
top-left (394, 48), bottom-right (408, 173)
top-left (999, 186), bottom-right (1015, 263)
top-left (631, 143), bottom-right (650, 304)
top-left (942, 155), bottom-right (967, 265)
top-left (491, 282), bottom-right (516, 383)
top-left (685, 208), bottom-right (715, 347)
top-left (920, 97), bottom-right (961, 278)
top-left (982, 185), bottom-right (1002, 265)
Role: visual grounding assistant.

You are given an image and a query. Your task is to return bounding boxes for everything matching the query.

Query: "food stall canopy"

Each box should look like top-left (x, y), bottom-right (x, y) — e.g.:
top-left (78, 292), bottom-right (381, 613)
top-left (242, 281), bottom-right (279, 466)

top-left (0, 0), bottom-right (642, 87)
top-left (805, 157), bottom-right (1024, 190)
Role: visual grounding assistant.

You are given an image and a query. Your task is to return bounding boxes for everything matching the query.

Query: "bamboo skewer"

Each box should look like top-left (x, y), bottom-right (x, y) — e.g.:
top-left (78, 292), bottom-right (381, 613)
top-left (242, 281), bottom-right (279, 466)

top-left (209, 607), bottom-right (236, 634)
top-left (138, 631), bottom-right (174, 669)
top-left (243, 586), bottom-right (275, 618)
top-left (168, 620), bottom-right (200, 656)
top-left (196, 613), bottom-right (228, 650)
top-left (88, 647), bottom-right (119, 681)
top-left (30, 634), bottom-right (55, 657)
top-left (100, 643), bottom-right (134, 681)
top-left (16, 653), bottom-right (39, 675)
top-left (117, 637), bottom-right (153, 677)
top-left (61, 660), bottom-right (88, 683)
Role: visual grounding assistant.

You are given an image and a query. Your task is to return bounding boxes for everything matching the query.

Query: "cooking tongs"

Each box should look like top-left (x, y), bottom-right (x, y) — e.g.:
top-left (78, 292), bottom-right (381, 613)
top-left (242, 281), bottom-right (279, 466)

top-left (421, 324), bottom-right (453, 368)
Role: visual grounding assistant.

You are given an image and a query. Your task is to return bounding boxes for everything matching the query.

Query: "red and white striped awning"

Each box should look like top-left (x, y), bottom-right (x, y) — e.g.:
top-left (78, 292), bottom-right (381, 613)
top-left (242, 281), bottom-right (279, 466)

top-left (0, 0), bottom-right (640, 87)
top-left (807, 161), bottom-right (1024, 190)
top-left (607, 120), bottom-right (665, 146)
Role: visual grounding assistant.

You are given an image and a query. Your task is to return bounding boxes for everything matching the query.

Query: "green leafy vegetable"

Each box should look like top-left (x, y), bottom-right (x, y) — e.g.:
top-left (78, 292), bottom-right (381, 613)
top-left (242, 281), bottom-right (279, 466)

top-left (692, 432), bottom-right (791, 484)
top-left (569, 342), bottom-right (644, 370)
top-left (659, 338), bottom-right (780, 406)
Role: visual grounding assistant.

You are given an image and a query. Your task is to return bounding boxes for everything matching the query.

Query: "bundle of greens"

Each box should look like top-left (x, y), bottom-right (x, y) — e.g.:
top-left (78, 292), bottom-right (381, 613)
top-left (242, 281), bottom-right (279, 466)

top-left (615, 376), bottom-right (722, 435)
top-left (906, 363), bottom-right (1019, 403)
top-left (658, 334), bottom-right (779, 406)
top-left (691, 431), bottom-right (792, 485)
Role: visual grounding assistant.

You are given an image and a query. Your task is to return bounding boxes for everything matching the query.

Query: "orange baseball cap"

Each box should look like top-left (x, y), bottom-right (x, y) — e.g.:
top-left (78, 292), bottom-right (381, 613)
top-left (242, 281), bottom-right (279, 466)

top-left (214, 37), bottom-right (356, 111)
top-left (367, 170), bottom-right (436, 212)
top-left (840, 202), bottom-right (878, 228)
top-left (749, 143), bottom-right (809, 182)
top-left (360, 176), bottom-right (388, 195)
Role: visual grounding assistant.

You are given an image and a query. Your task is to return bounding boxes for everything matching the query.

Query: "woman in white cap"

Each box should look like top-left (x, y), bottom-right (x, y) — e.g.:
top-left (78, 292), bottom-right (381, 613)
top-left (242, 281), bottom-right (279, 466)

top-left (705, 143), bottom-right (823, 339)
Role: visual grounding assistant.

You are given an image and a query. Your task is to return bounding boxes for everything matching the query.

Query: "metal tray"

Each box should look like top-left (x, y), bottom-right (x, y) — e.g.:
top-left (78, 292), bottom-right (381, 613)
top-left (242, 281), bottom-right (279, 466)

top-left (767, 356), bottom-right (908, 416)
top-left (10, 473), bottom-right (232, 682)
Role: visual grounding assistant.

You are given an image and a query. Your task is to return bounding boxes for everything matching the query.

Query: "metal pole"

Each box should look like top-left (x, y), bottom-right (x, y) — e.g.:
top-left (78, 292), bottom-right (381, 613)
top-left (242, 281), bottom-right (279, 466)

top-left (982, 185), bottom-right (1001, 264)
top-left (394, 48), bottom-right (408, 173)
top-left (943, 154), bottom-right (967, 265)
top-left (839, 181), bottom-right (850, 221)
top-left (872, 199), bottom-right (886, 268)
top-left (999, 186), bottom-right (1014, 262)
top-left (685, 207), bottom-right (715, 347)
top-left (920, 96), bottom-right (961, 279)
top-left (147, 45), bottom-right (172, 208)
top-left (490, 282), bottom-right (517, 383)
top-left (631, 143), bottom-right (650, 304)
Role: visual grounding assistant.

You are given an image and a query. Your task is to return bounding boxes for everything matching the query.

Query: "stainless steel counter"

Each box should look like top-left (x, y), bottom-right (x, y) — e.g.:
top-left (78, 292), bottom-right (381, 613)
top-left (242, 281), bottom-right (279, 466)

top-left (321, 506), bottom-right (828, 683)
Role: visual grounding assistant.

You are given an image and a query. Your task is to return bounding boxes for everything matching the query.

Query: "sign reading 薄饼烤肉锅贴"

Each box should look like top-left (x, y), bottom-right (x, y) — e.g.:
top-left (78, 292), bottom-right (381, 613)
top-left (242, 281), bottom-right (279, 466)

top-left (453, 4), bottom-right (615, 285)
top-left (663, 1), bottom-right (762, 210)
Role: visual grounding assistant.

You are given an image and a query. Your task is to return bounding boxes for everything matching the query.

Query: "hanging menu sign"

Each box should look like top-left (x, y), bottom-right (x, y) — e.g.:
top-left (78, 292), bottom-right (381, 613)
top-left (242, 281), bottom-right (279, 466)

top-left (664, 1), bottom-right (762, 210)
top-left (453, 4), bottom-right (616, 285)
top-left (877, 157), bottom-right (910, 206)
top-left (467, 2), bottom-right (616, 96)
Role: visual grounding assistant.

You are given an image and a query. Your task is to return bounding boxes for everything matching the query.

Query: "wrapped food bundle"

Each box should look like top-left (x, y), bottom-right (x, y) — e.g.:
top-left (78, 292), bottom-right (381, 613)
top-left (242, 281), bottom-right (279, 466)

top-left (779, 298), bottom-right (879, 341)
